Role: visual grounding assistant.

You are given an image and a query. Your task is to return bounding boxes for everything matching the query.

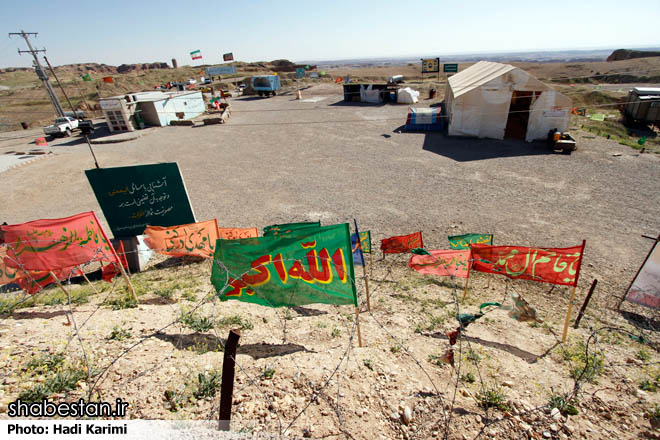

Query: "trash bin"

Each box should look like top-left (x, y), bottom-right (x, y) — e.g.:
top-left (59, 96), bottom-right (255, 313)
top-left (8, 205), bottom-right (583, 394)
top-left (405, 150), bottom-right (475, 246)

top-left (429, 88), bottom-right (437, 99)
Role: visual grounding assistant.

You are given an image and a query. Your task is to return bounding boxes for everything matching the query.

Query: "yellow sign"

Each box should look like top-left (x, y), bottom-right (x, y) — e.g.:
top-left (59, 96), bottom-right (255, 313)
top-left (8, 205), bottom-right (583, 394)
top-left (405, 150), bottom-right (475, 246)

top-left (422, 58), bottom-right (439, 73)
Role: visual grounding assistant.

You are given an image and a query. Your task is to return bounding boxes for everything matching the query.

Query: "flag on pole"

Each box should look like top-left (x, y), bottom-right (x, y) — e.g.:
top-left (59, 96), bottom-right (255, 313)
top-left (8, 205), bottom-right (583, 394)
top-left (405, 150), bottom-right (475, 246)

top-left (223, 52), bottom-right (234, 62)
top-left (103, 77), bottom-right (113, 83)
top-left (381, 232), bottom-right (423, 254)
top-left (448, 233), bottom-right (493, 250)
top-left (351, 220), bottom-right (364, 267)
top-left (190, 50), bottom-right (202, 60)
top-left (263, 221), bottom-right (320, 236)
top-left (409, 249), bottom-right (471, 278)
top-left (211, 223), bottom-right (357, 308)
top-left (81, 73), bottom-right (91, 81)
top-left (470, 243), bottom-right (585, 287)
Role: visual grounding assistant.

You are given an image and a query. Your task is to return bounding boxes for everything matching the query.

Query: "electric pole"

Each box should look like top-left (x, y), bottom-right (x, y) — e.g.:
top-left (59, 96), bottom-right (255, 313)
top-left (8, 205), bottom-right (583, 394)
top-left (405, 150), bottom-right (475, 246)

top-left (8, 30), bottom-right (65, 117)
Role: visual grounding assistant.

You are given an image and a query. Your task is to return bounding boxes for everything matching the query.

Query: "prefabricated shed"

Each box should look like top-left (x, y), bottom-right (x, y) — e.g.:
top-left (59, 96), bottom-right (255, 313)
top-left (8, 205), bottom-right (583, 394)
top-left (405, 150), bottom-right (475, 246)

top-left (445, 61), bottom-right (571, 142)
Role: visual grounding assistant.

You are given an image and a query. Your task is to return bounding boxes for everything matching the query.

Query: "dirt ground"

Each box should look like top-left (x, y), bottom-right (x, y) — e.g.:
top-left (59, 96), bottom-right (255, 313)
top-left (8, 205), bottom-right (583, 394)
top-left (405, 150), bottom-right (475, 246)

top-left (1, 85), bottom-right (660, 439)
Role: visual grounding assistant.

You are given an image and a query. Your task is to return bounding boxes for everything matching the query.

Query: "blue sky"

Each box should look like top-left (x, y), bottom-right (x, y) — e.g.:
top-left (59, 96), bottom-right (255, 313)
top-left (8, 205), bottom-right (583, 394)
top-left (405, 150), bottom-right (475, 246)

top-left (1, 0), bottom-right (659, 68)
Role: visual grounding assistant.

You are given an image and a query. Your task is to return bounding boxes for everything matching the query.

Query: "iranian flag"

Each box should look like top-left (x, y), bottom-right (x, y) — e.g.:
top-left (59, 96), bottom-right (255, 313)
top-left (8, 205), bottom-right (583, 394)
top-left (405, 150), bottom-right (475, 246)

top-left (190, 50), bottom-right (202, 60)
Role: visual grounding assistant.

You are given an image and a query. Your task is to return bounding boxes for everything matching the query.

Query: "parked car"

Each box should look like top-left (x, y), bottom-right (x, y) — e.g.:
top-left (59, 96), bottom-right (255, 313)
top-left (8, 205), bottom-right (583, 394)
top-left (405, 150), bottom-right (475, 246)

top-left (43, 116), bottom-right (79, 137)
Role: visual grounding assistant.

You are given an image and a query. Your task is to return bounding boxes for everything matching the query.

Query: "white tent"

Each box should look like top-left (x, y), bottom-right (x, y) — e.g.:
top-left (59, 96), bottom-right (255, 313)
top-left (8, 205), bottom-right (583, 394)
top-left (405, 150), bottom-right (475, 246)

top-left (445, 61), bottom-right (571, 142)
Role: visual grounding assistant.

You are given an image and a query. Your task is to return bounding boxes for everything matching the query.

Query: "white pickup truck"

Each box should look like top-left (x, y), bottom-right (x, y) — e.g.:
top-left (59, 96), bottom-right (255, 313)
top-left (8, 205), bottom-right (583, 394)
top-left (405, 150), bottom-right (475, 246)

top-left (43, 116), bottom-right (79, 137)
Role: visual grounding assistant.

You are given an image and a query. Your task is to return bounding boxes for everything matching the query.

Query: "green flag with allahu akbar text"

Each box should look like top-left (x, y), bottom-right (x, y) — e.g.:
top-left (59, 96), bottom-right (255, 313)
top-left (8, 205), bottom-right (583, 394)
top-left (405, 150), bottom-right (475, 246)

top-left (211, 223), bottom-right (357, 308)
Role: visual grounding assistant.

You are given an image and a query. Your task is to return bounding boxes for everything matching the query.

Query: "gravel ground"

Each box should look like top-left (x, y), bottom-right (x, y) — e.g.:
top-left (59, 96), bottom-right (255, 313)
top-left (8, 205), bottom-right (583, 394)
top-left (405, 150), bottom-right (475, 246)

top-left (1, 84), bottom-right (659, 300)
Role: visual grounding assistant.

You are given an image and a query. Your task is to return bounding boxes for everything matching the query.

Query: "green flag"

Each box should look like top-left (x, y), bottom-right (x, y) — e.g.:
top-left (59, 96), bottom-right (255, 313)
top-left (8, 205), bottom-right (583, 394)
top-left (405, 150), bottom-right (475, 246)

top-left (359, 230), bottom-right (371, 253)
top-left (81, 73), bottom-right (91, 81)
top-left (263, 221), bottom-right (320, 236)
top-left (211, 223), bottom-right (357, 308)
top-left (448, 233), bottom-right (493, 250)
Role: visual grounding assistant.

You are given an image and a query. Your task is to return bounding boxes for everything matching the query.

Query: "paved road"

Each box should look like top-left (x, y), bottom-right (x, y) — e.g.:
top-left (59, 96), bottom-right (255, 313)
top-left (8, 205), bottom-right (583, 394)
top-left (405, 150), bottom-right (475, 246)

top-left (1, 86), bottom-right (659, 295)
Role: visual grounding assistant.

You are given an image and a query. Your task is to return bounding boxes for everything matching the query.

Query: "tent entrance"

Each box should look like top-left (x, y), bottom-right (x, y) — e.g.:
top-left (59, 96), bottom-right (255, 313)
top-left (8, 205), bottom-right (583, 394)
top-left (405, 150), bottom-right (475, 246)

top-left (505, 91), bottom-right (533, 140)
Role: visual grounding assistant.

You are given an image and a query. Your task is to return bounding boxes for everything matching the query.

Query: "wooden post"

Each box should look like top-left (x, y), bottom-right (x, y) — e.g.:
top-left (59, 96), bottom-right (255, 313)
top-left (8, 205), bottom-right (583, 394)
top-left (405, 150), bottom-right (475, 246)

top-left (49, 271), bottom-right (72, 326)
top-left (355, 307), bottom-right (363, 348)
top-left (362, 264), bottom-right (371, 311)
top-left (561, 286), bottom-right (578, 342)
top-left (79, 268), bottom-right (100, 296)
top-left (462, 276), bottom-right (470, 301)
top-left (219, 329), bottom-right (241, 431)
top-left (118, 263), bottom-right (138, 303)
top-left (574, 279), bottom-right (597, 329)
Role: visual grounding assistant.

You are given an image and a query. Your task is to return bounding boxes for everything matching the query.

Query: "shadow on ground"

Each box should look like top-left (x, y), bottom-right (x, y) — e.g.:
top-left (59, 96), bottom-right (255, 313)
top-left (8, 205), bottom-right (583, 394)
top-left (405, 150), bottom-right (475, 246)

top-left (422, 133), bottom-right (556, 162)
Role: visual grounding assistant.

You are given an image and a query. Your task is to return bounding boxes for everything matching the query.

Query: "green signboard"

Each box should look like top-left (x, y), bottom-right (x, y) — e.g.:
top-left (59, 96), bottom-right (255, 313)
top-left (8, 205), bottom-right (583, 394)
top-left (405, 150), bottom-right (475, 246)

top-left (211, 223), bottom-right (357, 308)
top-left (85, 162), bottom-right (195, 238)
top-left (296, 68), bottom-right (305, 78)
top-left (443, 63), bottom-right (458, 73)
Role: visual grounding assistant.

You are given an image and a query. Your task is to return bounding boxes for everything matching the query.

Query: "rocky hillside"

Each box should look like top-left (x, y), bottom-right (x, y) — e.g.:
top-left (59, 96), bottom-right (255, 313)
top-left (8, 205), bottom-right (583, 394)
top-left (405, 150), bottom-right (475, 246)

top-left (607, 49), bottom-right (660, 62)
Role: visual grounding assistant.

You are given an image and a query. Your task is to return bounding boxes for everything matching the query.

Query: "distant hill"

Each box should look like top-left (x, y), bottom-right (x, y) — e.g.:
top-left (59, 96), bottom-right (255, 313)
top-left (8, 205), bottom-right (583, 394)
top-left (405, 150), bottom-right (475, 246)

top-left (607, 49), bottom-right (660, 62)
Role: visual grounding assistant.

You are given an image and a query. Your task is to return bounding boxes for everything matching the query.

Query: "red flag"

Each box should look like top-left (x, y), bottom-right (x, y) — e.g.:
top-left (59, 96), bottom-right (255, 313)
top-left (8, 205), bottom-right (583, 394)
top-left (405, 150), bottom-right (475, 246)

top-left (1, 212), bottom-right (121, 271)
top-left (409, 249), bottom-right (470, 278)
top-left (101, 241), bottom-right (129, 282)
top-left (471, 242), bottom-right (585, 287)
top-left (335, 77), bottom-right (343, 84)
top-left (103, 77), bottom-right (114, 83)
top-left (380, 232), bottom-right (423, 254)
top-left (16, 267), bottom-right (81, 294)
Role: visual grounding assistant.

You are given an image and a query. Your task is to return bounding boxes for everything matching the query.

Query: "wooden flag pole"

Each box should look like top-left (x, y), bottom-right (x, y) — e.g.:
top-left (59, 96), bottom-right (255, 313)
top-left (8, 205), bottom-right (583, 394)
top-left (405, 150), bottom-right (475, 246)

top-left (117, 263), bottom-right (137, 302)
top-left (462, 275), bottom-right (470, 301)
top-left (49, 271), bottom-right (72, 326)
top-left (79, 268), bottom-right (100, 296)
top-left (362, 264), bottom-right (371, 311)
top-left (355, 307), bottom-right (363, 347)
top-left (561, 286), bottom-right (578, 342)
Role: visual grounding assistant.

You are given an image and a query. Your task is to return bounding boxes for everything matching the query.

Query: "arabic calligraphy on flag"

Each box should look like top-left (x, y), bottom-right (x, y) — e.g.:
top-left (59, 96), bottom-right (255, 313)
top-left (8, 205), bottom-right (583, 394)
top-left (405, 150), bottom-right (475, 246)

top-left (359, 231), bottom-right (371, 253)
top-left (448, 233), bottom-right (493, 250)
top-left (409, 249), bottom-right (471, 278)
top-left (470, 243), bottom-right (585, 286)
top-left (211, 224), bottom-right (357, 308)
top-left (263, 221), bottom-right (320, 236)
top-left (381, 232), bottom-right (423, 254)
top-left (218, 227), bottom-right (259, 240)
top-left (143, 220), bottom-right (219, 258)
top-left (0, 211), bottom-right (120, 272)
top-left (0, 246), bottom-right (80, 293)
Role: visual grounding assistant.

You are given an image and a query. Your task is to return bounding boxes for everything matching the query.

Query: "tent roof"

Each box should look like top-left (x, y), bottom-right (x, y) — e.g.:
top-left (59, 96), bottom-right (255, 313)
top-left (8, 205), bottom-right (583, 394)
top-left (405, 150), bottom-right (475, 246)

top-left (448, 61), bottom-right (516, 98)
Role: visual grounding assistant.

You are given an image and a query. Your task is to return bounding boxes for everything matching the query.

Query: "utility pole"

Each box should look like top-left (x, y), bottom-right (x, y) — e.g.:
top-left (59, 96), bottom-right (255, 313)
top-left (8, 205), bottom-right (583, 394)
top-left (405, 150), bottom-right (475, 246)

top-left (9, 30), bottom-right (65, 117)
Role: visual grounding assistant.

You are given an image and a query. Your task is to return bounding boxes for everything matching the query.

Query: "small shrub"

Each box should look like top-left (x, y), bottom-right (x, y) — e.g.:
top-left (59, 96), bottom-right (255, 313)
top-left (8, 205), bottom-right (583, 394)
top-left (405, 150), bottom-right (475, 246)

top-left (479, 386), bottom-right (509, 411)
top-left (428, 354), bottom-right (448, 367)
top-left (164, 389), bottom-right (186, 412)
top-left (26, 353), bottom-right (65, 373)
top-left (283, 309), bottom-right (293, 320)
top-left (179, 310), bottom-right (214, 333)
top-left (466, 349), bottom-right (481, 363)
top-left (639, 373), bottom-right (660, 392)
top-left (192, 371), bottom-right (221, 399)
top-left (108, 325), bottom-right (131, 341)
top-left (637, 349), bottom-right (651, 362)
top-left (105, 295), bottom-right (137, 310)
top-left (261, 366), bottom-right (275, 380)
top-left (316, 321), bottom-right (327, 329)
top-left (154, 288), bottom-right (175, 301)
top-left (563, 342), bottom-right (604, 383)
top-left (548, 394), bottom-right (579, 416)
top-left (331, 328), bottom-right (340, 338)
top-left (390, 344), bottom-right (402, 354)
top-left (363, 359), bottom-right (374, 371)
top-left (217, 314), bottom-right (254, 330)
top-left (181, 290), bottom-right (198, 302)
top-left (461, 372), bottom-right (476, 383)
top-left (17, 383), bottom-right (50, 403)
top-left (18, 366), bottom-right (87, 403)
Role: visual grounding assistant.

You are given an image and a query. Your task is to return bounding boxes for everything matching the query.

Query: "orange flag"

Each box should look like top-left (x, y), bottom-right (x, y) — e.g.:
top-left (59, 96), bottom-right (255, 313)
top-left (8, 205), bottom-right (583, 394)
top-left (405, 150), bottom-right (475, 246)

top-left (1, 212), bottom-right (120, 271)
top-left (143, 220), bottom-right (219, 258)
top-left (218, 227), bottom-right (259, 240)
top-left (409, 249), bottom-right (471, 278)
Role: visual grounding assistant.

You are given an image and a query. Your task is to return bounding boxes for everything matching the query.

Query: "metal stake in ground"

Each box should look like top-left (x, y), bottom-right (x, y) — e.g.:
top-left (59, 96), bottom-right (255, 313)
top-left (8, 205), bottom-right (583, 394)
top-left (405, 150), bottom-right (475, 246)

top-left (574, 279), bottom-right (597, 329)
top-left (219, 329), bottom-right (241, 431)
